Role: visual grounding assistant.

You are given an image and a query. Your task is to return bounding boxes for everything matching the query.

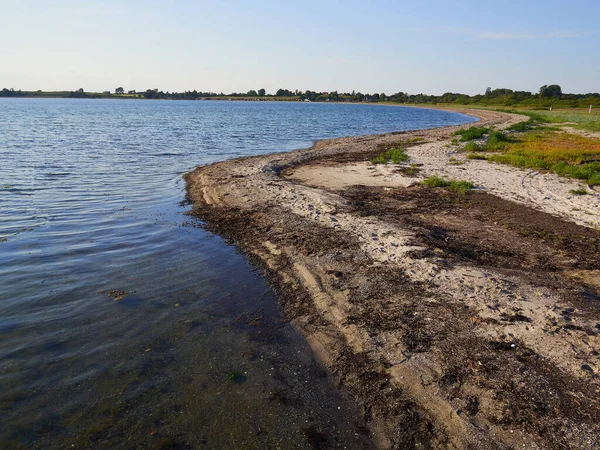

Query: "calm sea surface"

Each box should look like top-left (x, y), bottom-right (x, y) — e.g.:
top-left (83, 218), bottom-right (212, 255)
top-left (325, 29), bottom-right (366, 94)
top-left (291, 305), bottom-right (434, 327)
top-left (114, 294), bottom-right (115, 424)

top-left (0, 99), bottom-right (476, 448)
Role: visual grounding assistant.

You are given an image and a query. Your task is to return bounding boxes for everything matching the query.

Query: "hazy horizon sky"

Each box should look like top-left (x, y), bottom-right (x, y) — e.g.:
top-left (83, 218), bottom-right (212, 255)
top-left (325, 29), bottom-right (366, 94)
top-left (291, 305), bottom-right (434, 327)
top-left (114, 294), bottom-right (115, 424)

top-left (2, 0), bottom-right (599, 96)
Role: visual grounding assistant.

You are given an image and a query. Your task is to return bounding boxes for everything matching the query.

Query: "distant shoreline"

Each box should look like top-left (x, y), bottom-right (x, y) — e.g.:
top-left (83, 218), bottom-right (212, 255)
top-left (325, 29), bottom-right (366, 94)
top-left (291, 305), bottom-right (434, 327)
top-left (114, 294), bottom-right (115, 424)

top-left (2, 87), bottom-right (599, 109)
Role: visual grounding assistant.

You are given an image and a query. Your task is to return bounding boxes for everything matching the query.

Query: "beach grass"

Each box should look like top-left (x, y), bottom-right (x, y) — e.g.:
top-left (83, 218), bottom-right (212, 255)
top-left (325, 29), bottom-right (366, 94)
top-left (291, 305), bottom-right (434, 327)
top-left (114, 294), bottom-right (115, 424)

top-left (569, 187), bottom-right (589, 195)
top-left (452, 107), bottom-right (600, 186)
top-left (486, 130), bottom-right (513, 150)
top-left (423, 175), bottom-right (475, 194)
top-left (449, 179), bottom-right (475, 193)
top-left (467, 153), bottom-right (488, 160)
top-left (491, 107), bottom-right (600, 133)
top-left (453, 126), bottom-right (490, 141)
top-left (423, 175), bottom-right (450, 187)
top-left (486, 130), bottom-right (600, 185)
top-left (371, 146), bottom-right (409, 164)
top-left (526, 109), bottom-right (600, 133)
top-left (463, 142), bottom-right (484, 152)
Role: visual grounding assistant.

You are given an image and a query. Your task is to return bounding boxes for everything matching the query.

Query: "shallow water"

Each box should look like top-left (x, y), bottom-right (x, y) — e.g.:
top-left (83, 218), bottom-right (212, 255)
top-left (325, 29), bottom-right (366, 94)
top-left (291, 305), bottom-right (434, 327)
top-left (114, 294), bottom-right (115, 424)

top-left (0, 99), bottom-right (476, 448)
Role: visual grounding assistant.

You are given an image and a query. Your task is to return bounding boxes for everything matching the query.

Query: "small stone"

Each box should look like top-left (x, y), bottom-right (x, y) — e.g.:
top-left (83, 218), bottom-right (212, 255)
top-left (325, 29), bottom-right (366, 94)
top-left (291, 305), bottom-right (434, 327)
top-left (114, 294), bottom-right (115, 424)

top-left (581, 364), bottom-right (594, 375)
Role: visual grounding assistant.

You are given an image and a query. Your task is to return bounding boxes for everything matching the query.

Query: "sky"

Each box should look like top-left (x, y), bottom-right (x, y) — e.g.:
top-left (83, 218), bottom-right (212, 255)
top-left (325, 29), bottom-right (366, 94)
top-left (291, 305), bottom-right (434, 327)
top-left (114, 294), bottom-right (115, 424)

top-left (1, 0), bottom-right (599, 96)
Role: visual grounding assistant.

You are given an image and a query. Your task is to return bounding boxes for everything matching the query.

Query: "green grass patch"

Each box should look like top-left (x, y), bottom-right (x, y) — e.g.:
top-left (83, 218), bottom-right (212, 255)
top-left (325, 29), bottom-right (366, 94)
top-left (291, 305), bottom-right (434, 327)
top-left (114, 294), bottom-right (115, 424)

top-left (463, 142), bottom-right (484, 152)
top-left (423, 175), bottom-right (475, 193)
top-left (532, 110), bottom-right (600, 133)
top-left (371, 146), bottom-right (409, 164)
top-left (453, 126), bottom-right (490, 141)
top-left (459, 131), bottom-right (511, 152)
top-left (423, 175), bottom-right (450, 187)
top-left (371, 153), bottom-right (388, 164)
top-left (449, 179), bottom-right (475, 194)
top-left (506, 120), bottom-right (531, 132)
top-left (505, 115), bottom-right (549, 132)
top-left (467, 153), bottom-right (488, 160)
top-left (494, 108), bottom-right (600, 133)
top-left (486, 130), bottom-right (512, 150)
top-left (554, 161), bottom-right (600, 185)
top-left (569, 187), bottom-right (589, 195)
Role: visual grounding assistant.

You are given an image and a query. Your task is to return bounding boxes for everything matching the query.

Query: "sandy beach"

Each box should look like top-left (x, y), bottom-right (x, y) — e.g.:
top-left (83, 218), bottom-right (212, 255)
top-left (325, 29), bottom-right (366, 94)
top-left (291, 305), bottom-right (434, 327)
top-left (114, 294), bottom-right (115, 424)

top-left (185, 108), bottom-right (600, 449)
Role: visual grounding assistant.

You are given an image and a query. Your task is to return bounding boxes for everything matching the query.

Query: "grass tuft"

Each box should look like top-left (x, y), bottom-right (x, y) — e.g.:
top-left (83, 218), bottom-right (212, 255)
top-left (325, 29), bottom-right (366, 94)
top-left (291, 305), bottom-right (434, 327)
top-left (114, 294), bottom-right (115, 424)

top-left (569, 187), bottom-right (589, 195)
top-left (371, 146), bottom-right (409, 164)
top-left (486, 130), bottom-right (511, 150)
top-left (453, 126), bottom-right (490, 141)
top-left (449, 179), bottom-right (475, 194)
top-left (423, 175), bottom-right (475, 194)
top-left (448, 157), bottom-right (463, 165)
top-left (467, 153), bottom-right (488, 160)
top-left (506, 121), bottom-right (531, 132)
top-left (463, 142), bottom-right (484, 152)
top-left (423, 175), bottom-right (450, 187)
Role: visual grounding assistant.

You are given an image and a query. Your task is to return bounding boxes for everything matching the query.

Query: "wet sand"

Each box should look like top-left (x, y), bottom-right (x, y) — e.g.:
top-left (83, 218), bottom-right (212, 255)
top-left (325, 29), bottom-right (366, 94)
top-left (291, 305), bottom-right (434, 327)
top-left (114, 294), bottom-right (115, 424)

top-left (185, 109), bottom-right (600, 449)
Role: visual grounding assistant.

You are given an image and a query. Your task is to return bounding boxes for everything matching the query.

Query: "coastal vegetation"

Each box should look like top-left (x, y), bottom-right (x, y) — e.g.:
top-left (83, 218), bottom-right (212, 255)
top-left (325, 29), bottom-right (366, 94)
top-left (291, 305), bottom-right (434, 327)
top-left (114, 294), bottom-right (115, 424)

top-left (463, 142), bottom-right (484, 152)
top-left (569, 187), bottom-right (590, 195)
top-left (466, 153), bottom-right (488, 160)
top-left (499, 108), bottom-right (600, 133)
top-left (453, 126), bottom-right (490, 141)
top-left (371, 146), bottom-right (409, 164)
top-left (422, 175), bottom-right (475, 194)
top-left (486, 135), bottom-right (600, 186)
top-left (460, 112), bottom-right (600, 186)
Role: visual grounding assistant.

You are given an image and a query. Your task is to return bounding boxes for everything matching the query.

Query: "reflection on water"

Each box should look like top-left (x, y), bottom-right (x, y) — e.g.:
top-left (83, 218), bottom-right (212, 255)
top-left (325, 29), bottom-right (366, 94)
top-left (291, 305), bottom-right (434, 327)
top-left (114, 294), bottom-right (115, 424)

top-left (0, 99), bottom-right (475, 448)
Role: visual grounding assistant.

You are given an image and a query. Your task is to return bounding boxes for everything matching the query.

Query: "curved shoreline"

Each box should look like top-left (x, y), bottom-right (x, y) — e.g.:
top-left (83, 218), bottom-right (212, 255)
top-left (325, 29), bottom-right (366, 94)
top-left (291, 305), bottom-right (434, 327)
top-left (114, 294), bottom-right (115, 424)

top-left (185, 108), bottom-right (600, 448)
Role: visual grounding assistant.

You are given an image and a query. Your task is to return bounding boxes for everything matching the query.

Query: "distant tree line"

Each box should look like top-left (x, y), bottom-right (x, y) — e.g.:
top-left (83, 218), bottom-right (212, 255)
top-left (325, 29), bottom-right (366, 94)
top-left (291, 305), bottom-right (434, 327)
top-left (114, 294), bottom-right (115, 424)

top-left (2, 85), bottom-right (599, 107)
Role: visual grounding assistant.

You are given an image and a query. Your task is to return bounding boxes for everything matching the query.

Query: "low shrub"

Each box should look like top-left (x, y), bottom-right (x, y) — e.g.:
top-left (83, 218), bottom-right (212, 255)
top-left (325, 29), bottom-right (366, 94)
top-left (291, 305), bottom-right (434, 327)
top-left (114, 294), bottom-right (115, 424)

top-left (449, 179), bottom-right (475, 194)
top-left (423, 175), bottom-right (475, 193)
top-left (371, 146), bottom-right (409, 164)
top-left (507, 120), bottom-right (531, 132)
top-left (371, 153), bottom-right (388, 164)
top-left (463, 142), bottom-right (484, 152)
top-left (453, 126), bottom-right (490, 141)
top-left (486, 130), bottom-right (511, 150)
top-left (422, 175), bottom-right (450, 187)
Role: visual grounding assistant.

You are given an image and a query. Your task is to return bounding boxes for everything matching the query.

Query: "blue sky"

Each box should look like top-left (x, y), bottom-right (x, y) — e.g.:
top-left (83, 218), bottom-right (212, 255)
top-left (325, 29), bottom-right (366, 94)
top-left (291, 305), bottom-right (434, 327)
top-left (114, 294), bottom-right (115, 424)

top-left (1, 0), bottom-right (598, 95)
